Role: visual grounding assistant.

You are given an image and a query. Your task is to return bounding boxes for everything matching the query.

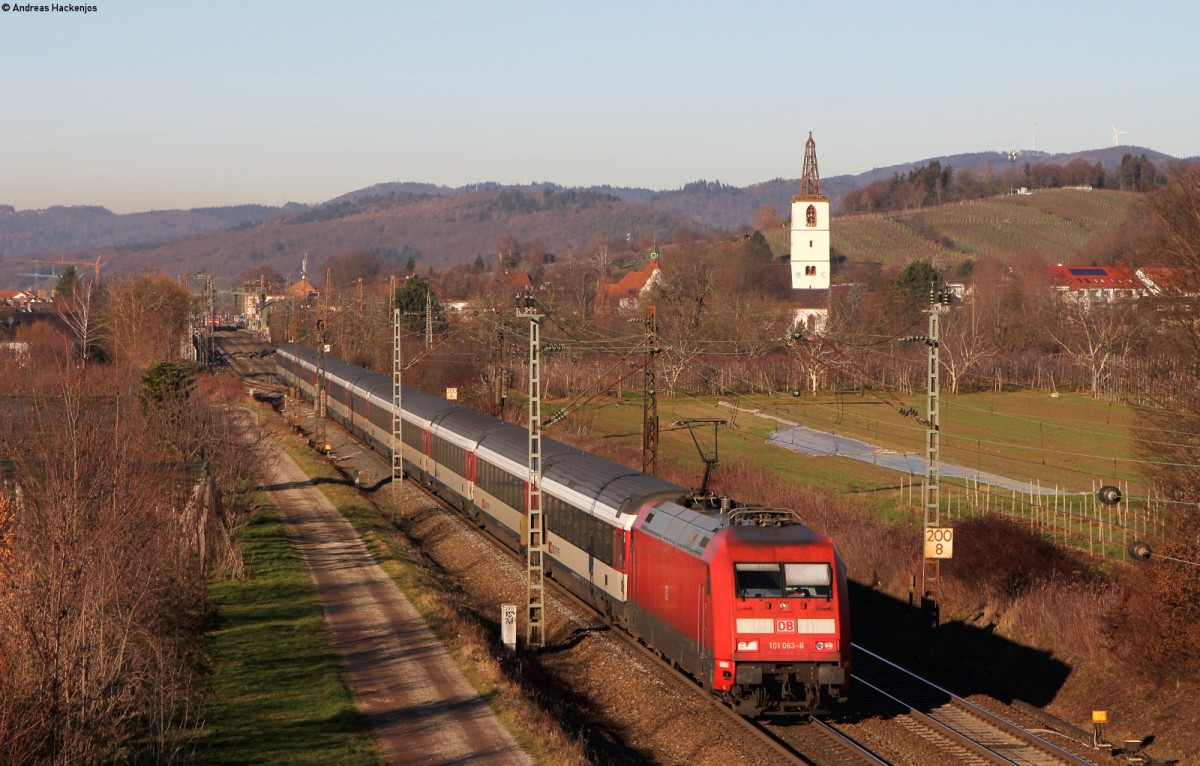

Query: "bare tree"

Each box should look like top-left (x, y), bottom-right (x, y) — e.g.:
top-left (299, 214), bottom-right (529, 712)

top-left (101, 272), bottom-right (192, 364)
top-left (1046, 298), bottom-right (1137, 398)
top-left (940, 287), bottom-right (999, 394)
top-left (58, 280), bottom-right (107, 367)
top-left (0, 365), bottom-right (206, 762)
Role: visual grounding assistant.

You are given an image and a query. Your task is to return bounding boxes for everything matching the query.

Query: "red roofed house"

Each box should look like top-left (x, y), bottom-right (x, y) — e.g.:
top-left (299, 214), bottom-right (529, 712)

top-left (497, 271), bottom-right (534, 293)
top-left (600, 249), bottom-right (662, 314)
top-left (285, 277), bottom-right (319, 300)
top-left (1045, 265), bottom-right (1148, 303)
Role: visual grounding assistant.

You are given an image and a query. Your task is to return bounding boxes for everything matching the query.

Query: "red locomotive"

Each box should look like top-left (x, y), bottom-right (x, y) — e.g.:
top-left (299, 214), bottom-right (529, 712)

top-left (277, 343), bottom-right (850, 715)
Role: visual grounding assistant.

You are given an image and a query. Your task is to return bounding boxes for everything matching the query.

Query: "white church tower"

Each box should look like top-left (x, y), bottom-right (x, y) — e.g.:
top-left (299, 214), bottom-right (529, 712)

top-left (790, 132), bottom-right (830, 291)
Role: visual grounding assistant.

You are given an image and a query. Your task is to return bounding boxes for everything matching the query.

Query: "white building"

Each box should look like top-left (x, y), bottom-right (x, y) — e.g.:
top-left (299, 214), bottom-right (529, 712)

top-left (789, 132), bottom-right (830, 332)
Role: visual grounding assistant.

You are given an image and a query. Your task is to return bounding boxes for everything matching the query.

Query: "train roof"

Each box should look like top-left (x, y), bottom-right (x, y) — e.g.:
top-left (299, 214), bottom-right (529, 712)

top-left (550, 460), bottom-right (684, 517)
top-left (433, 408), bottom-right (510, 450)
top-left (325, 356), bottom-right (364, 385)
top-left (638, 499), bottom-right (829, 559)
top-left (476, 426), bottom-right (582, 468)
top-left (400, 385), bottom-right (460, 426)
top-left (641, 500), bottom-right (726, 557)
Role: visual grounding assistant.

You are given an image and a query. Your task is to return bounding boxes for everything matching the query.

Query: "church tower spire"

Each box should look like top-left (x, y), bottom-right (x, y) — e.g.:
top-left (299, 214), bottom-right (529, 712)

top-left (799, 132), bottom-right (822, 197)
top-left (790, 132), bottom-right (831, 292)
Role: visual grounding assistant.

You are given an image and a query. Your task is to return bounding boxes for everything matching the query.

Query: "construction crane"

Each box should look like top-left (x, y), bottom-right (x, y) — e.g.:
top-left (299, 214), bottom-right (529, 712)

top-left (9, 257), bottom-right (105, 288)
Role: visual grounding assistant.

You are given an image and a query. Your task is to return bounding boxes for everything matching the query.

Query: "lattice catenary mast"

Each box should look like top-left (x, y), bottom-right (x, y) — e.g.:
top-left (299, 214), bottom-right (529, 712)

top-left (516, 291), bottom-right (546, 647)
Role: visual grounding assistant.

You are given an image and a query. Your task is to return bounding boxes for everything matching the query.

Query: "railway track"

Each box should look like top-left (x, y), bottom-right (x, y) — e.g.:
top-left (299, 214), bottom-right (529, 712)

top-left (786, 717), bottom-right (891, 766)
top-left (211, 330), bottom-right (281, 392)
top-left (850, 645), bottom-right (1096, 765)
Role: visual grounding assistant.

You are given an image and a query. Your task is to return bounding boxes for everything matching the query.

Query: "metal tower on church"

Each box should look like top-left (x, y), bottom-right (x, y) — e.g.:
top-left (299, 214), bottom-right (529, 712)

top-left (799, 132), bottom-right (822, 197)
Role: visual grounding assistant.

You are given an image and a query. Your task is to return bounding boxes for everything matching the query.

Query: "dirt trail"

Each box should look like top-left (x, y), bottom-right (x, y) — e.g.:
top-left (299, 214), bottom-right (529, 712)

top-left (254, 423), bottom-right (531, 765)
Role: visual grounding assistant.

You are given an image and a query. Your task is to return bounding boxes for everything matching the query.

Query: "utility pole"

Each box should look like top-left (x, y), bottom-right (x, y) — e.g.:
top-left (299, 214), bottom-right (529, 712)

top-left (201, 274), bottom-right (215, 367)
top-left (392, 306), bottom-right (404, 490)
top-left (920, 289), bottom-right (953, 627)
top-left (516, 291), bottom-right (546, 648)
top-left (642, 305), bottom-right (659, 475)
top-left (492, 323), bottom-right (507, 418)
top-left (425, 290), bottom-right (433, 349)
top-left (315, 309), bottom-right (328, 454)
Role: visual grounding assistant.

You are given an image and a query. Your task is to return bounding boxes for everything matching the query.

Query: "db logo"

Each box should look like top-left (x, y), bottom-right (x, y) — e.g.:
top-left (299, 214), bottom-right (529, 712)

top-left (776, 619), bottom-right (796, 633)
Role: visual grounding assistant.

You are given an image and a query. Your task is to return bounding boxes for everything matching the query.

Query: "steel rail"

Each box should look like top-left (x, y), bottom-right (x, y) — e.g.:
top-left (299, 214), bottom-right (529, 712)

top-left (852, 644), bottom-right (1095, 765)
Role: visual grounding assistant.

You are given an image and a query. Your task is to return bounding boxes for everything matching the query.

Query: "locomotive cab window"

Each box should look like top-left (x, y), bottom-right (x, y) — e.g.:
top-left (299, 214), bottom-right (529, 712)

top-left (784, 563), bottom-right (832, 599)
top-left (735, 563), bottom-right (783, 598)
top-left (735, 562), bottom-right (832, 599)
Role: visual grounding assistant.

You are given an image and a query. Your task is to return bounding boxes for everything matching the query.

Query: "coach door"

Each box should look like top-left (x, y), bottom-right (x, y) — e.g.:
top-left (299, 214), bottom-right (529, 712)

top-left (465, 451), bottom-right (476, 502)
top-left (614, 529), bottom-right (628, 598)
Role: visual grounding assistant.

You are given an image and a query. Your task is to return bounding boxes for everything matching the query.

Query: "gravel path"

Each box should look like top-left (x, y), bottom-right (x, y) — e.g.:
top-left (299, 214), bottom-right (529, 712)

top-left (254, 417), bottom-right (532, 765)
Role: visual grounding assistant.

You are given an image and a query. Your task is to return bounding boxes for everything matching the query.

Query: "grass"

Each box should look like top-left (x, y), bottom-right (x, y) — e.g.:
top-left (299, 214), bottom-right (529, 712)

top-left (790, 188), bottom-right (1143, 272)
top-left (571, 387), bottom-right (1142, 496)
top-left (198, 505), bottom-right (379, 766)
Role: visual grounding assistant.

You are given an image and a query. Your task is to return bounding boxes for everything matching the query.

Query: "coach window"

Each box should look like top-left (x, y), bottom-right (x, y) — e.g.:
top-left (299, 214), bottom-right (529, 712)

top-left (402, 420), bottom-right (422, 449)
top-left (783, 563), bottom-right (832, 599)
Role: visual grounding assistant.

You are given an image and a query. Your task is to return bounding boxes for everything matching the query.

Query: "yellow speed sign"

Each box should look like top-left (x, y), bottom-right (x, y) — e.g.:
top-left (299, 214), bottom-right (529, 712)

top-left (924, 527), bottom-right (954, 559)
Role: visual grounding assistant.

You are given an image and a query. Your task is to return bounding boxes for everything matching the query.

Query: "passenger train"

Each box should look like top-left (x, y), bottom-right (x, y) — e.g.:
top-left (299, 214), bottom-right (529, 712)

top-left (276, 342), bottom-right (850, 715)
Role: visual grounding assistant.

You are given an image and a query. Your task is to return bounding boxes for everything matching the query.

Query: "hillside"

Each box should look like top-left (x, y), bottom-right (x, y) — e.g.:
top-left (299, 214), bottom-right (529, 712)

top-left (0, 189), bottom-right (705, 287)
top-left (0, 145), bottom-right (1177, 288)
top-left (760, 187), bottom-right (1142, 276)
top-left (0, 203), bottom-right (289, 261)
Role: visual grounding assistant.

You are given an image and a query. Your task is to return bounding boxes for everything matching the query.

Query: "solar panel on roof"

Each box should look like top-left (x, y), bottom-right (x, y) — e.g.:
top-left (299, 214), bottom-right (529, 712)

top-left (1068, 268), bottom-right (1107, 276)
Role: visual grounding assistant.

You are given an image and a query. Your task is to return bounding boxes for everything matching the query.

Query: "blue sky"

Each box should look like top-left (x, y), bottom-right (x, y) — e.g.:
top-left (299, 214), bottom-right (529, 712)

top-left (1, 1), bottom-right (1196, 213)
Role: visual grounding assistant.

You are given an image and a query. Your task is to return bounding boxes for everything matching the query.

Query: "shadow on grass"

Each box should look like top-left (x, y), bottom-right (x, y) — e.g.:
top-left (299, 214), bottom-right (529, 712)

top-left (258, 476), bottom-right (354, 492)
top-left (200, 510), bottom-right (377, 766)
top-left (849, 581), bottom-right (1071, 708)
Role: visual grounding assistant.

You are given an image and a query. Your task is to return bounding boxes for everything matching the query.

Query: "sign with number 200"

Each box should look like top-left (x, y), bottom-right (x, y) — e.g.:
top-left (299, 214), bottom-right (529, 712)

top-left (924, 527), bottom-right (954, 559)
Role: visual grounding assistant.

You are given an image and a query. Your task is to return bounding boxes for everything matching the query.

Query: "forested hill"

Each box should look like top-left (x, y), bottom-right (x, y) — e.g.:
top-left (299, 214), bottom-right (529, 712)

top-left (0, 145), bottom-right (1186, 287)
top-left (0, 189), bottom-right (704, 287)
top-left (0, 203), bottom-right (290, 262)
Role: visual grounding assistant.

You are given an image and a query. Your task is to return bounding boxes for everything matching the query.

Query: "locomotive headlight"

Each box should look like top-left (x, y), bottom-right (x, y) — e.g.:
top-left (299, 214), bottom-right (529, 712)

top-left (815, 641), bottom-right (838, 651)
top-left (736, 640), bottom-right (759, 651)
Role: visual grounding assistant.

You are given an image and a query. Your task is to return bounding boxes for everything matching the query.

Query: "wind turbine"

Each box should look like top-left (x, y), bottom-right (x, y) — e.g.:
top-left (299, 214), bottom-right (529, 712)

top-left (1032, 121), bottom-right (1038, 153)
top-left (1112, 124), bottom-right (1127, 146)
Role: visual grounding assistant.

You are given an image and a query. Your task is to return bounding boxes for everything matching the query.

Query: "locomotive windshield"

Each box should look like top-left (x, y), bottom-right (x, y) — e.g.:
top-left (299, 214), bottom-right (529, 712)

top-left (735, 562), bottom-right (832, 599)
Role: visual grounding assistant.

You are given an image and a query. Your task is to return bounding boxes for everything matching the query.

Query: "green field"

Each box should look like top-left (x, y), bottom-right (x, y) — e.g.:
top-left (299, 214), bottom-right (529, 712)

top-left (569, 388), bottom-right (1141, 497)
